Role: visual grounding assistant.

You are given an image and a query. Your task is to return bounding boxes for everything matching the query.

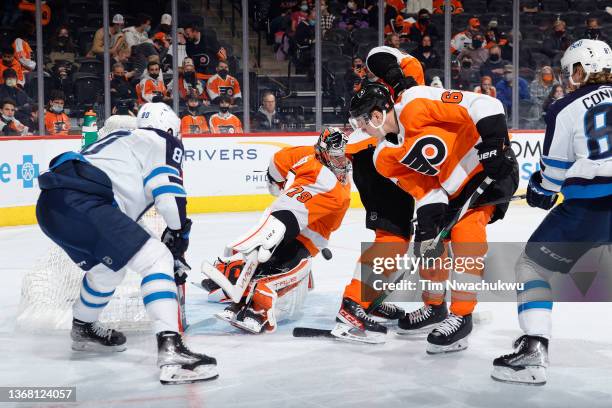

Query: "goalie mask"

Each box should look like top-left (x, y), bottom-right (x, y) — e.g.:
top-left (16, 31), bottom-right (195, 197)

top-left (315, 127), bottom-right (351, 184)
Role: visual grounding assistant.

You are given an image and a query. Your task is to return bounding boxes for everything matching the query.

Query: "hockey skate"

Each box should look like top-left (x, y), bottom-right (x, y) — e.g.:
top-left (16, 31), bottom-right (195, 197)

top-left (426, 313), bottom-right (472, 354)
top-left (230, 308), bottom-right (268, 334)
top-left (332, 298), bottom-right (387, 344)
top-left (397, 303), bottom-right (448, 335)
top-left (372, 302), bottom-right (406, 320)
top-left (491, 335), bottom-right (549, 386)
top-left (215, 302), bottom-right (244, 323)
top-left (71, 319), bottom-right (127, 352)
top-left (157, 331), bottom-right (218, 384)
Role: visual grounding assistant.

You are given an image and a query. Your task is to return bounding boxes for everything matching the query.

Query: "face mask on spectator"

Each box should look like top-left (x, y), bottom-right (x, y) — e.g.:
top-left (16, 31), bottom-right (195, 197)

top-left (347, 1), bottom-right (357, 10)
top-left (504, 73), bottom-right (513, 81)
top-left (472, 39), bottom-right (483, 48)
top-left (1, 113), bottom-right (14, 121)
top-left (5, 78), bottom-right (17, 87)
top-left (218, 69), bottom-right (229, 79)
top-left (489, 53), bottom-right (500, 62)
top-left (309, 19), bottom-right (316, 26)
top-left (51, 104), bottom-right (63, 113)
top-left (220, 106), bottom-right (229, 113)
top-left (144, 24), bottom-right (151, 33)
top-left (554, 29), bottom-right (564, 36)
top-left (418, 16), bottom-right (429, 25)
top-left (300, 4), bottom-right (308, 11)
top-left (462, 60), bottom-right (472, 69)
top-left (422, 45), bottom-right (432, 52)
top-left (542, 73), bottom-right (553, 82)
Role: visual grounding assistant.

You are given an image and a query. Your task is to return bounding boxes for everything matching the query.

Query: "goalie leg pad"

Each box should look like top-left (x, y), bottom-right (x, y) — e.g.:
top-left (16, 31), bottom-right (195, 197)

top-left (226, 213), bottom-right (287, 263)
top-left (247, 257), bottom-right (312, 333)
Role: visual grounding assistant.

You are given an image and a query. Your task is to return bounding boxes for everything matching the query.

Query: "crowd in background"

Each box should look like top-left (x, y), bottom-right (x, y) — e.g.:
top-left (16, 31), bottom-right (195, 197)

top-left (1, 0), bottom-right (611, 136)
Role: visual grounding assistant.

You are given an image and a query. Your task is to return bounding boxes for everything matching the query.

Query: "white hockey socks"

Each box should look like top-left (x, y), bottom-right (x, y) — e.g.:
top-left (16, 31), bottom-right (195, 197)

top-left (129, 239), bottom-right (179, 333)
top-left (516, 252), bottom-right (554, 339)
top-left (73, 263), bottom-right (127, 323)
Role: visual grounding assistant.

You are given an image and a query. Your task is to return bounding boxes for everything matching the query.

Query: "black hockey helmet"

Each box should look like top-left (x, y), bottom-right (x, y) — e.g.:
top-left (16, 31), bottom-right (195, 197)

top-left (348, 83), bottom-right (393, 130)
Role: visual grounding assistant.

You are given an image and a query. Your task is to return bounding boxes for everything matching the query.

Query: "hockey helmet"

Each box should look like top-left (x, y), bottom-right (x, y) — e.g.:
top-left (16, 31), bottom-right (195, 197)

top-left (348, 83), bottom-right (393, 131)
top-left (315, 127), bottom-right (351, 183)
top-left (137, 102), bottom-right (181, 138)
top-left (561, 39), bottom-right (612, 86)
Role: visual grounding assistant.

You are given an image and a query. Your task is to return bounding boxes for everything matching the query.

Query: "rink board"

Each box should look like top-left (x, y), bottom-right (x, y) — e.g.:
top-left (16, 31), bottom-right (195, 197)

top-left (0, 131), bottom-right (542, 226)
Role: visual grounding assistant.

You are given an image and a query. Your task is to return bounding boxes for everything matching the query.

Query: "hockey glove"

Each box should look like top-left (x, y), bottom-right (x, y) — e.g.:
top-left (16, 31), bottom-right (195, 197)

top-left (526, 171), bottom-right (559, 210)
top-left (173, 257), bottom-right (190, 285)
top-left (414, 203), bottom-right (447, 260)
top-left (475, 139), bottom-right (515, 180)
top-left (162, 218), bottom-right (192, 259)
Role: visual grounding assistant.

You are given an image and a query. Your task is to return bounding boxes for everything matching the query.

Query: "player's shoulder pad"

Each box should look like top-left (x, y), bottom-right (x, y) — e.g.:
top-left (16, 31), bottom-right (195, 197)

top-left (545, 84), bottom-right (603, 127)
top-left (136, 127), bottom-right (184, 150)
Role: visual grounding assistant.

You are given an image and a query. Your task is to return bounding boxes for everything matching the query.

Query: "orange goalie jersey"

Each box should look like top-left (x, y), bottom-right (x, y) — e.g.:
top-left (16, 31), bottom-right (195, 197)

top-left (267, 146), bottom-right (351, 256)
top-left (373, 86), bottom-right (505, 209)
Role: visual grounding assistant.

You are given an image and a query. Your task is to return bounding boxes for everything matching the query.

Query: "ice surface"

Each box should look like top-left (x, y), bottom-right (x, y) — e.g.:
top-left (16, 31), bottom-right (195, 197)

top-left (1, 206), bottom-right (611, 408)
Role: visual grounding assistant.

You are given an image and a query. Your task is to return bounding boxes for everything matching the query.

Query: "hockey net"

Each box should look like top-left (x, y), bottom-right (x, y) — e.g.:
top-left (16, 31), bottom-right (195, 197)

top-left (16, 209), bottom-right (166, 332)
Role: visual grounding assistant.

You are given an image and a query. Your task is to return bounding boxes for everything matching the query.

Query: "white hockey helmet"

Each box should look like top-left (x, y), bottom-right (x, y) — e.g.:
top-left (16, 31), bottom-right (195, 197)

top-left (98, 115), bottom-right (138, 139)
top-left (136, 102), bottom-right (181, 138)
top-left (561, 39), bottom-right (612, 86)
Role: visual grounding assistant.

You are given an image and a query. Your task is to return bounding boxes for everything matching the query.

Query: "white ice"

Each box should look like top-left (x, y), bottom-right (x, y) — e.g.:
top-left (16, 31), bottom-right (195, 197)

top-left (1, 206), bottom-right (611, 408)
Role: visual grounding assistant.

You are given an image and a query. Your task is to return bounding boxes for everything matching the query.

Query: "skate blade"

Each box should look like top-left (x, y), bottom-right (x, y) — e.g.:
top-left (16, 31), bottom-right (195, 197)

top-left (71, 341), bottom-right (127, 353)
top-left (160, 364), bottom-right (219, 385)
top-left (215, 310), bottom-right (236, 323)
top-left (426, 337), bottom-right (468, 354)
top-left (491, 365), bottom-right (547, 386)
top-left (330, 323), bottom-right (386, 344)
top-left (396, 323), bottom-right (441, 336)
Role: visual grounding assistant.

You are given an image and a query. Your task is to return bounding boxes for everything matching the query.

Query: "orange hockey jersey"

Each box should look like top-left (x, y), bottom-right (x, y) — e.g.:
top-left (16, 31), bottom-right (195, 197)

top-left (180, 114), bottom-right (210, 134)
top-left (373, 86), bottom-right (505, 211)
top-left (367, 46), bottom-right (425, 92)
top-left (209, 113), bottom-right (243, 133)
top-left (206, 74), bottom-right (242, 101)
top-left (267, 146), bottom-right (351, 256)
top-left (44, 111), bottom-right (70, 135)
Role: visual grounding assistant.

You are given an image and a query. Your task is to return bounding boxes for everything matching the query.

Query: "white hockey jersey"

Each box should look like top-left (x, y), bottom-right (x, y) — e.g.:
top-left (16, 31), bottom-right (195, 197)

top-left (540, 84), bottom-right (612, 200)
top-left (81, 128), bottom-right (186, 229)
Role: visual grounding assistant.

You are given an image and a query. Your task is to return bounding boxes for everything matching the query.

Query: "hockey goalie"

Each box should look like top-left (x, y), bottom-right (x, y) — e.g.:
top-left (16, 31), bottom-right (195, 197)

top-left (201, 127), bottom-right (352, 333)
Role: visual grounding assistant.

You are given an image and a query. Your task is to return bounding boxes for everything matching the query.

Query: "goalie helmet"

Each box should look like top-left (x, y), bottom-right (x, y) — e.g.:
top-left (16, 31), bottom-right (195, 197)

top-left (315, 127), bottom-right (351, 184)
top-left (561, 39), bottom-right (612, 86)
top-left (136, 102), bottom-right (181, 138)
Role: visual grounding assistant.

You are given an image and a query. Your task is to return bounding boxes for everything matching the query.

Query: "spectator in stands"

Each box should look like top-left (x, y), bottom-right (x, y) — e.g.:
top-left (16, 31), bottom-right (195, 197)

top-left (12, 22), bottom-right (36, 72)
top-left (384, 16), bottom-right (411, 42)
top-left (530, 66), bottom-right (558, 108)
top-left (0, 99), bottom-right (28, 136)
top-left (152, 14), bottom-right (172, 49)
top-left (184, 22), bottom-right (226, 76)
top-left (542, 84), bottom-right (564, 118)
top-left (484, 28), bottom-right (499, 49)
top-left (473, 75), bottom-right (496, 97)
top-left (495, 65), bottom-right (530, 115)
top-left (88, 14), bottom-right (127, 60)
top-left (541, 20), bottom-right (572, 59)
top-left (450, 59), bottom-right (470, 91)
top-left (386, 0), bottom-right (406, 14)
top-left (457, 32), bottom-right (488, 69)
top-left (291, 2), bottom-right (310, 33)
top-left (209, 95), bottom-right (243, 133)
top-left (0, 47), bottom-right (25, 87)
top-left (110, 63), bottom-right (136, 109)
top-left (320, 0), bottom-right (336, 36)
top-left (44, 90), bottom-right (70, 135)
top-left (584, 17), bottom-right (609, 43)
top-left (20, 103), bottom-right (38, 133)
top-left (168, 57), bottom-right (208, 106)
top-left (206, 60), bottom-right (242, 105)
top-left (409, 9), bottom-right (440, 43)
top-left (50, 61), bottom-right (74, 105)
top-left (433, 0), bottom-right (463, 14)
top-left (458, 55), bottom-right (480, 85)
top-left (252, 91), bottom-right (286, 131)
top-left (480, 45), bottom-right (507, 84)
top-left (345, 56), bottom-right (367, 95)
top-left (124, 13), bottom-right (152, 50)
top-left (294, 9), bottom-right (316, 74)
top-left (168, 28), bottom-right (188, 69)
top-left (414, 35), bottom-right (441, 70)
top-left (450, 17), bottom-right (482, 55)
top-left (0, 69), bottom-right (31, 112)
top-left (138, 61), bottom-right (169, 105)
top-left (48, 26), bottom-right (77, 55)
top-left (180, 95), bottom-right (210, 134)
top-left (339, 1), bottom-right (369, 30)
top-left (386, 33), bottom-right (401, 49)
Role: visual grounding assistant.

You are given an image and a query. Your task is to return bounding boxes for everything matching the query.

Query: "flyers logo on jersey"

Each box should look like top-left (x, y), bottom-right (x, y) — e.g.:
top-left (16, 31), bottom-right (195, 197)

top-left (400, 136), bottom-right (448, 175)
